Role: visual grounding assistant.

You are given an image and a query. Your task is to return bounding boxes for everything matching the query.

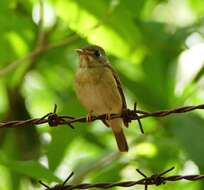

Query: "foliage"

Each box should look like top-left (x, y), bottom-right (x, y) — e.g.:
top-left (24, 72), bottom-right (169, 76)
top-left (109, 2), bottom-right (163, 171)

top-left (0, 0), bottom-right (204, 189)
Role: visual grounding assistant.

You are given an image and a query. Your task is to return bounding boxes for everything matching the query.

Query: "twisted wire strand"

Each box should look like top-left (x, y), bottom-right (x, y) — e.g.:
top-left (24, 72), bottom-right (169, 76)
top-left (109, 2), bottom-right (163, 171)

top-left (1, 104), bottom-right (204, 130)
top-left (38, 167), bottom-right (204, 190)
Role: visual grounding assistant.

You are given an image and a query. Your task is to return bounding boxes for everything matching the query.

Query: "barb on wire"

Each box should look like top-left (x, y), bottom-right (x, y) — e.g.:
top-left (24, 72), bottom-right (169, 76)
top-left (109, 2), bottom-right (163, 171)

top-left (0, 104), bottom-right (75, 129)
top-left (39, 167), bottom-right (204, 190)
top-left (1, 103), bottom-right (204, 132)
top-left (136, 167), bottom-right (175, 190)
top-left (39, 172), bottom-right (74, 190)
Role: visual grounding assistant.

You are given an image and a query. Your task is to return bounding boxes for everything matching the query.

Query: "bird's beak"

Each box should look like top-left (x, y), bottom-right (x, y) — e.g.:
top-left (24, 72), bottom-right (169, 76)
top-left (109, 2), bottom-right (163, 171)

top-left (75, 48), bottom-right (87, 55)
top-left (75, 48), bottom-right (84, 54)
top-left (75, 48), bottom-right (91, 56)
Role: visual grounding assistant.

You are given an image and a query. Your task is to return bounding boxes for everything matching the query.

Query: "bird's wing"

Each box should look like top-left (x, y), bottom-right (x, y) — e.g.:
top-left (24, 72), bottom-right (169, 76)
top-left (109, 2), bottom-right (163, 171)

top-left (104, 63), bottom-right (128, 127)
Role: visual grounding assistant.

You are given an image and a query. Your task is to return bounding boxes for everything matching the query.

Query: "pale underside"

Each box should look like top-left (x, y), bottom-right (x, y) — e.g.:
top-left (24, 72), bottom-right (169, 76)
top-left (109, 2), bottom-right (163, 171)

top-left (75, 66), bottom-right (123, 115)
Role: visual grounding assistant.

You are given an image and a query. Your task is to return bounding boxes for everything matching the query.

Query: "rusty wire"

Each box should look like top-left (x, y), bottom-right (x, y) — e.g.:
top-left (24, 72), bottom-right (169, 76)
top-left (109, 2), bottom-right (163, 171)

top-left (39, 167), bottom-right (204, 190)
top-left (1, 103), bottom-right (204, 133)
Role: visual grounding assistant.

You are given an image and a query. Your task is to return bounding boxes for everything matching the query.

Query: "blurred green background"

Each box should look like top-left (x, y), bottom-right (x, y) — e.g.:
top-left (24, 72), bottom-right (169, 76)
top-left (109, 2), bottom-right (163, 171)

top-left (0, 0), bottom-right (204, 189)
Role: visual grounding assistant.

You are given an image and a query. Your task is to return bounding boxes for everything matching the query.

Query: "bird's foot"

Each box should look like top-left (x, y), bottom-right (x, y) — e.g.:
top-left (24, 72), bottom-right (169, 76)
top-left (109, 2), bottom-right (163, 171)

top-left (86, 111), bottom-right (94, 122)
top-left (105, 113), bottom-right (111, 121)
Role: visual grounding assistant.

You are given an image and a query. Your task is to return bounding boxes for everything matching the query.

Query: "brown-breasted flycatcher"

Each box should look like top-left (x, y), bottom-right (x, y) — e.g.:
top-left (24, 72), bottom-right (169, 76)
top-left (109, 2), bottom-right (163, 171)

top-left (75, 45), bottom-right (128, 152)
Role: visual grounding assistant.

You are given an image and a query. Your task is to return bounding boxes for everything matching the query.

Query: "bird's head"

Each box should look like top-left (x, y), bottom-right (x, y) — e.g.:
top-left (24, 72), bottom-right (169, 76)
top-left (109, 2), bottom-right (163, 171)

top-left (75, 45), bottom-right (108, 67)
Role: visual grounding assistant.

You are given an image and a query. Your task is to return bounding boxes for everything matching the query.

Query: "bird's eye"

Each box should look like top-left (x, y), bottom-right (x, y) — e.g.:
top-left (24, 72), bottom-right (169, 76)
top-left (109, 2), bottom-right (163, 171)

top-left (94, 50), bottom-right (101, 57)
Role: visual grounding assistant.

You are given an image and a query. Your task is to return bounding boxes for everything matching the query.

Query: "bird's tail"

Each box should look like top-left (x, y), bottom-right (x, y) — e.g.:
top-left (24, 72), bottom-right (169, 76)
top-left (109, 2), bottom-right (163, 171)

top-left (110, 118), bottom-right (128, 152)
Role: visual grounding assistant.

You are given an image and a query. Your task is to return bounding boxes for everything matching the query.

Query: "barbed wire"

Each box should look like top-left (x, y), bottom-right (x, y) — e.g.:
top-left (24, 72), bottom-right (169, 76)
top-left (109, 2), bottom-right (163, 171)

top-left (39, 167), bottom-right (204, 190)
top-left (1, 103), bottom-right (204, 133)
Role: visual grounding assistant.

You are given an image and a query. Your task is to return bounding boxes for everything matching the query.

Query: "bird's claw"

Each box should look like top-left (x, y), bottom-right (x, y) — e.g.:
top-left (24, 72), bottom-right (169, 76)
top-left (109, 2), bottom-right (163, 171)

top-left (86, 111), bottom-right (94, 122)
top-left (105, 113), bottom-right (111, 121)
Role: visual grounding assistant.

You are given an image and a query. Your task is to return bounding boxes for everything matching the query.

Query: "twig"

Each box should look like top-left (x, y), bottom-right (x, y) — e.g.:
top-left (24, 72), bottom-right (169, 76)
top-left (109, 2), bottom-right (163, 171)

top-left (0, 51), bottom-right (38, 76)
top-left (0, 34), bottom-right (78, 77)
top-left (0, 0), bottom-right (116, 77)
top-left (39, 167), bottom-right (204, 190)
top-left (0, 4), bottom-right (78, 77)
top-left (44, 35), bottom-right (79, 51)
top-left (0, 0), bottom-right (44, 77)
top-left (36, 0), bottom-right (44, 46)
top-left (0, 103), bottom-right (204, 131)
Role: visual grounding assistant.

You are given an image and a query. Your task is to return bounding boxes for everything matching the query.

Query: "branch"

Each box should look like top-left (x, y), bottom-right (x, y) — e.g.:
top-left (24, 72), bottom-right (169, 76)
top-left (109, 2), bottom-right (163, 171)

top-left (38, 167), bottom-right (204, 190)
top-left (0, 51), bottom-right (39, 76)
top-left (0, 0), bottom-right (116, 77)
top-left (0, 34), bottom-right (78, 77)
top-left (1, 103), bottom-right (204, 133)
top-left (0, 0), bottom-right (44, 77)
top-left (44, 34), bottom-right (79, 51)
top-left (0, 4), bottom-right (78, 77)
top-left (36, 0), bottom-right (44, 46)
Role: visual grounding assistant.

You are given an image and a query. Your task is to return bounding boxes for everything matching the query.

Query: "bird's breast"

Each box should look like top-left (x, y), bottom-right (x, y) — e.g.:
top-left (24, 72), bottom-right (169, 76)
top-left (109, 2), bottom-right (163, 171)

top-left (75, 67), bottom-right (122, 114)
top-left (75, 67), bottom-right (103, 85)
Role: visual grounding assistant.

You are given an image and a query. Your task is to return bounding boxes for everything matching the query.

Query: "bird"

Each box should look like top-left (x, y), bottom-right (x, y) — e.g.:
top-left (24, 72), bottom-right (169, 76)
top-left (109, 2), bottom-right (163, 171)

top-left (74, 45), bottom-right (128, 152)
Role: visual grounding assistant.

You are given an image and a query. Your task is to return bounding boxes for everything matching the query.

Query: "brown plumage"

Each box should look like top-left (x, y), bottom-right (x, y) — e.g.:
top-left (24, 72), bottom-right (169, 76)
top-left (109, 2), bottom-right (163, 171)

top-left (75, 45), bottom-right (128, 152)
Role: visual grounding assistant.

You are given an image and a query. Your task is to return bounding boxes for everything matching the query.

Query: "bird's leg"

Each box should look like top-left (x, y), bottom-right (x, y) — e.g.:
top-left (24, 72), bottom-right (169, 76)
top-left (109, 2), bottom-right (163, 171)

top-left (86, 110), bottom-right (94, 122)
top-left (105, 112), bottom-right (112, 121)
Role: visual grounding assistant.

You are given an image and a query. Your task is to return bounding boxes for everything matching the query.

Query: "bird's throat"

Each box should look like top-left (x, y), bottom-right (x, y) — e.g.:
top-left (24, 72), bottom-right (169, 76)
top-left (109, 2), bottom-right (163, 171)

top-left (79, 55), bottom-right (99, 68)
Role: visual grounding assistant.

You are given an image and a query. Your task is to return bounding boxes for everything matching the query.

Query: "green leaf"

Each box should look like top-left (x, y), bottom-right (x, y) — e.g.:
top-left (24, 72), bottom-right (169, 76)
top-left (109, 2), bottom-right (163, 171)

top-left (188, 0), bottom-right (204, 16)
top-left (0, 151), bottom-right (60, 183)
top-left (168, 114), bottom-right (204, 170)
top-left (55, 0), bottom-right (141, 59)
top-left (47, 126), bottom-right (76, 172)
top-left (9, 160), bottom-right (60, 182)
